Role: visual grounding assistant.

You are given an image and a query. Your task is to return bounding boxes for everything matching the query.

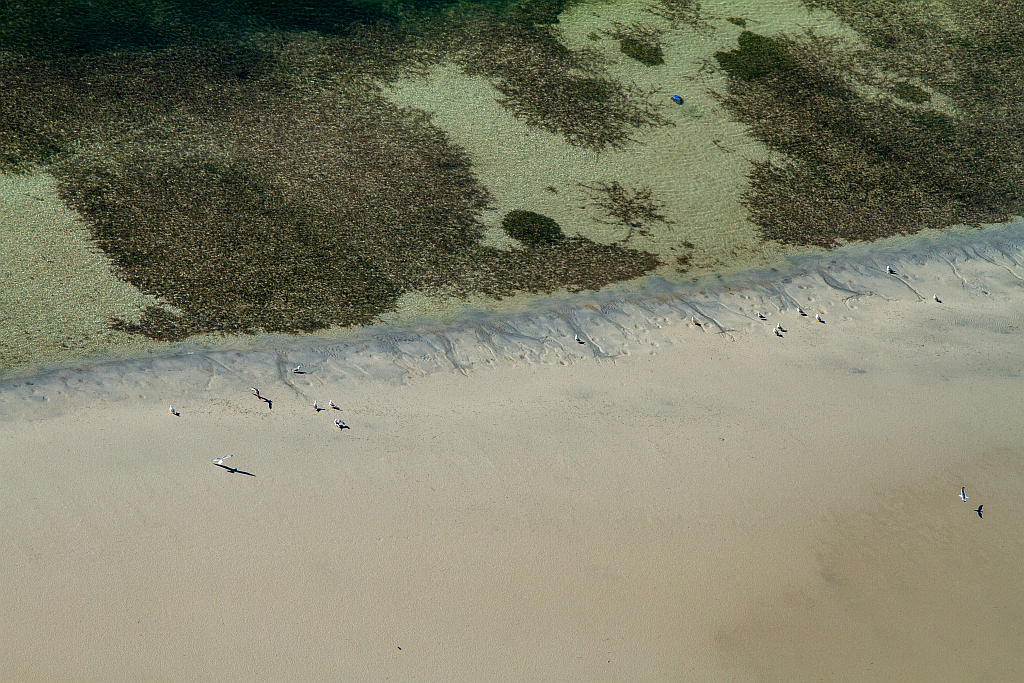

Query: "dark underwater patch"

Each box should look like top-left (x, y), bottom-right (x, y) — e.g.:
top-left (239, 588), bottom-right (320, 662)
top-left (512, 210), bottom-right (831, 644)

top-left (713, 1), bottom-right (1024, 247)
top-left (455, 22), bottom-right (671, 150)
top-left (502, 211), bottom-right (565, 246)
top-left (0, 0), bottom-right (410, 57)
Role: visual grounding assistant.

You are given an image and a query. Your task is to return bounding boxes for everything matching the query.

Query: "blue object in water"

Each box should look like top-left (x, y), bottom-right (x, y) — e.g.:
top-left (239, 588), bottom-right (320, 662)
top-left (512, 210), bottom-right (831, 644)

top-left (671, 94), bottom-right (683, 104)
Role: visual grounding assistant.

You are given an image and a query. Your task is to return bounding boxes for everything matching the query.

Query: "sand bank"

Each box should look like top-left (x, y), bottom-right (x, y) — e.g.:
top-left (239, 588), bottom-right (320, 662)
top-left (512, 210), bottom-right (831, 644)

top-left (2, 224), bottom-right (1023, 681)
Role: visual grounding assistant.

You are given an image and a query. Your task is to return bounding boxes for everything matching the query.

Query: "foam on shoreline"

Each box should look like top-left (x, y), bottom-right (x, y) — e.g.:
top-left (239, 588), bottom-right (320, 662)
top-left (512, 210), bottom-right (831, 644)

top-left (3, 220), bottom-right (1021, 422)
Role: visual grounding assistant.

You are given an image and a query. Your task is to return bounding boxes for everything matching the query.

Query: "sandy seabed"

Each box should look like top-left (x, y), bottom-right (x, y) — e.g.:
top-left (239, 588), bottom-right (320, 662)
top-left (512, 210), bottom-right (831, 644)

top-left (2, 224), bottom-right (1024, 682)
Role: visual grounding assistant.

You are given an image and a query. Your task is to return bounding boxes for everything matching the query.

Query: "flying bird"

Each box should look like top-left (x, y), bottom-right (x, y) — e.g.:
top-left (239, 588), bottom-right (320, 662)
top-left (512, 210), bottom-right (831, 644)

top-left (251, 387), bottom-right (260, 397)
top-left (960, 487), bottom-right (968, 502)
top-left (213, 455), bottom-right (233, 466)
top-left (976, 504), bottom-right (983, 519)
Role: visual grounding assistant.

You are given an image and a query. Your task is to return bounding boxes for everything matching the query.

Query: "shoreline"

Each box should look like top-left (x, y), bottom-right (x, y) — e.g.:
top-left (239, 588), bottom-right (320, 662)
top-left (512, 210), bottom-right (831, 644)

top-left (3, 219), bottom-right (1022, 420)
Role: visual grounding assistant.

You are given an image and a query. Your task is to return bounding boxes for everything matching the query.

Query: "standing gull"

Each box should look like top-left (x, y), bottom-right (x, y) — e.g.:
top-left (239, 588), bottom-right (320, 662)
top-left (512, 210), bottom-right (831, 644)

top-left (960, 487), bottom-right (969, 502)
top-left (886, 266), bottom-right (897, 275)
top-left (934, 295), bottom-right (942, 303)
top-left (757, 312), bottom-right (767, 320)
top-left (169, 405), bottom-right (179, 416)
top-left (574, 334), bottom-right (586, 345)
top-left (334, 419), bottom-right (349, 430)
top-left (797, 306), bottom-right (807, 316)
top-left (314, 400), bottom-right (321, 412)
top-left (691, 316), bottom-right (701, 327)
top-left (291, 365), bottom-right (303, 374)
top-left (329, 400), bottom-right (338, 410)
top-left (815, 314), bottom-right (824, 323)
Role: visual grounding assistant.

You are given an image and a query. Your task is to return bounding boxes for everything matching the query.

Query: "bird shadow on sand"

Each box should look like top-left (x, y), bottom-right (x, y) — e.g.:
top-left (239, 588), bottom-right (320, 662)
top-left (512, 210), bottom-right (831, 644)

top-left (215, 463), bottom-right (256, 476)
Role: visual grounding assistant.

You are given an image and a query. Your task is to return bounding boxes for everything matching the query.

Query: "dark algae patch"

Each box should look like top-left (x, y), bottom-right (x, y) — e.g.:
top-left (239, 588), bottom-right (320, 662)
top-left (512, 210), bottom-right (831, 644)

top-left (716, 31), bottom-right (801, 83)
top-left (891, 81), bottom-right (930, 104)
top-left (0, 0), bottom-right (664, 341)
top-left (456, 20), bottom-right (670, 150)
top-left (602, 21), bottom-right (666, 67)
top-left (620, 36), bottom-right (665, 67)
top-left (713, 1), bottom-right (1024, 247)
top-left (502, 211), bottom-right (565, 246)
top-left (580, 182), bottom-right (675, 244)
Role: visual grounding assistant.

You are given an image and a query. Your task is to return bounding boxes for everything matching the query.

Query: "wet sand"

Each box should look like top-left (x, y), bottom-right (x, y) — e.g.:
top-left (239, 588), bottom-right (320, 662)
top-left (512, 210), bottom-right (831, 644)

top-left (2, 225), bottom-right (1023, 681)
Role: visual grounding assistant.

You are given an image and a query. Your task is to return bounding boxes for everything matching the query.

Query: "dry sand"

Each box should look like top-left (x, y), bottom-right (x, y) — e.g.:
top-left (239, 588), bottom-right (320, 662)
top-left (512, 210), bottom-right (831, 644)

top-left (2, 226), bottom-right (1024, 681)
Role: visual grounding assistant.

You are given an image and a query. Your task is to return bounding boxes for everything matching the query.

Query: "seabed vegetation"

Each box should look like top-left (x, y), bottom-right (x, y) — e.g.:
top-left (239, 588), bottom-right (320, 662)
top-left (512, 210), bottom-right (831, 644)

top-left (579, 181), bottom-right (675, 244)
top-left (0, 0), bottom-right (665, 341)
top-left (601, 21), bottom-right (665, 67)
top-left (2, 0), bottom-right (1023, 345)
top-left (713, 0), bottom-right (1024, 247)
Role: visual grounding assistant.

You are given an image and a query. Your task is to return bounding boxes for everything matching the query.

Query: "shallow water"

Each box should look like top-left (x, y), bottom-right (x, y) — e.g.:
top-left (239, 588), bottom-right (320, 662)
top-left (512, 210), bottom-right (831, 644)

top-left (1, 0), bottom-right (962, 378)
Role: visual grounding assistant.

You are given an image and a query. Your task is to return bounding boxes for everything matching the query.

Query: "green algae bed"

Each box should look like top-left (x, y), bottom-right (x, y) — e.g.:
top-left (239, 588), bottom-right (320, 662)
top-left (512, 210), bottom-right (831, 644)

top-left (2, 0), bottom-right (1023, 346)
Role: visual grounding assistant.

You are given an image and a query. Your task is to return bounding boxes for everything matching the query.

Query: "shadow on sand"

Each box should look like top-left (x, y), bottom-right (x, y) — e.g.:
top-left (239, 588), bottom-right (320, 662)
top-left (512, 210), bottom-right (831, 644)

top-left (215, 463), bottom-right (256, 476)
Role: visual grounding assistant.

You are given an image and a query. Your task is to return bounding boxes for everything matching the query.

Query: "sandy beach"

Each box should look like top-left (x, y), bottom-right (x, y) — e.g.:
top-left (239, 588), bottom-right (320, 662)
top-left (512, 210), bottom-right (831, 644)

top-left (2, 226), bottom-right (1023, 681)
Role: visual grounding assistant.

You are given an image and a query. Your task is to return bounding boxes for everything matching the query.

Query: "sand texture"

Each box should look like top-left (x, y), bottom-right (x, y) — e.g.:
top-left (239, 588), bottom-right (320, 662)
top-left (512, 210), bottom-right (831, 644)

top-left (2, 225), bottom-right (1023, 681)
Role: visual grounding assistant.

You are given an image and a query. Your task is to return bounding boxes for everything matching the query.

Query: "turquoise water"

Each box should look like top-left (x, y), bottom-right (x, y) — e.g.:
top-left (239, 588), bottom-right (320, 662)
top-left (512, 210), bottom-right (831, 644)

top-left (0, 0), bottom-right (493, 55)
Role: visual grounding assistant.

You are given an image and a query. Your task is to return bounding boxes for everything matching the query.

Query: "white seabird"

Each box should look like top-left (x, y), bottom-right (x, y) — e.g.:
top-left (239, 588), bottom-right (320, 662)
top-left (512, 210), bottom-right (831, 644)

top-left (691, 316), bottom-right (700, 326)
top-left (291, 365), bottom-right (302, 373)
top-left (334, 419), bottom-right (347, 429)
top-left (934, 295), bottom-right (942, 303)
top-left (815, 313), bottom-right (824, 323)
top-left (757, 312), bottom-right (767, 320)
top-left (169, 405), bottom-right (178, 416)
top-left (774, 328), bottom-right (784, 337)
top-left (574, 334), bottom-right (586, 345)
top-left (329, 400), bottom-right (337, 409)
top-left (887, 266), bottom-right (896, 274)
top-left (960, 487), bottom-right (968, 502)
top-left (797, 306), bottom-right (807, 316)
top-left (313, 400), bottom-right (320, 411)
top-left (251, 387), bottom-right (260, 397)
top-left (213, 455), bottom-right (233, 466)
